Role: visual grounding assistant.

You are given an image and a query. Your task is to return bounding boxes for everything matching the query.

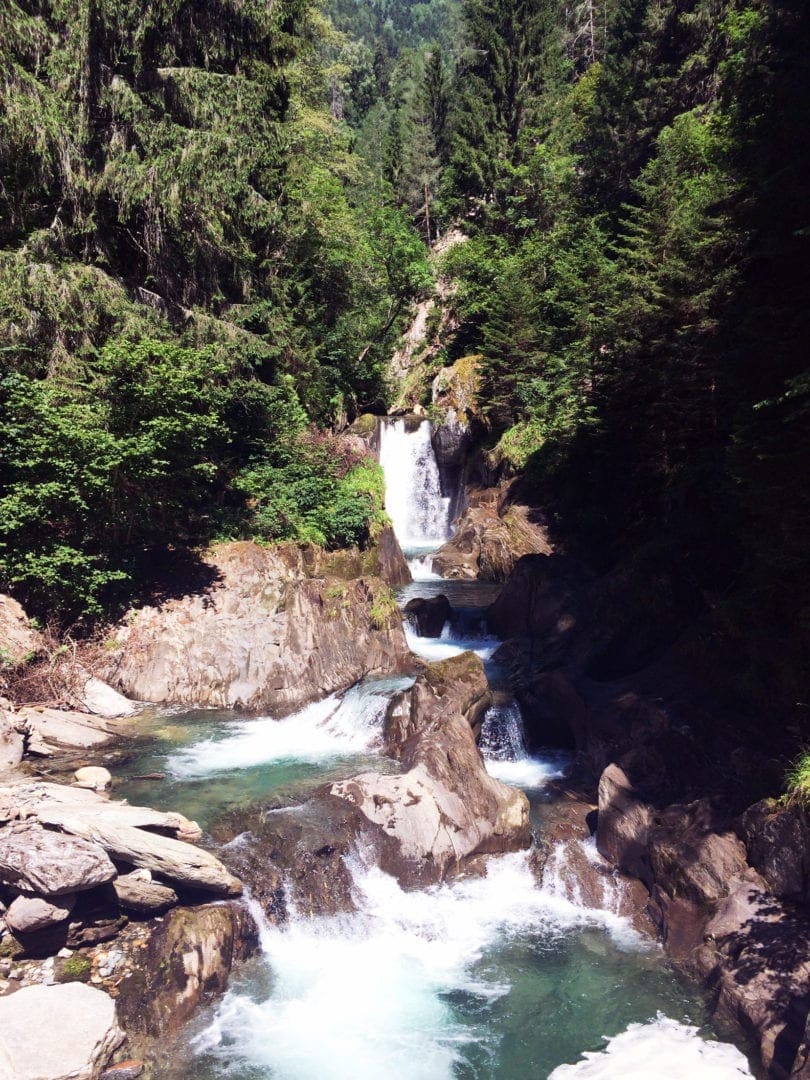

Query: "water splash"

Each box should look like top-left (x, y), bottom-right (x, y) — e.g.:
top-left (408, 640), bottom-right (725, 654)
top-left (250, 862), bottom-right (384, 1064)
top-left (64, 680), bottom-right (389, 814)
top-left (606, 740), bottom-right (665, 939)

top-left (379, 419), bottom-right (452, 552)
top-left (192, 852), bottom-right (655, 1080)
top-left (167, 677), bottom-right (414, 778)
top-left (548, 1014), bottom-right (753, 1078)
top-left (480, 700), bottom-right (567, 788)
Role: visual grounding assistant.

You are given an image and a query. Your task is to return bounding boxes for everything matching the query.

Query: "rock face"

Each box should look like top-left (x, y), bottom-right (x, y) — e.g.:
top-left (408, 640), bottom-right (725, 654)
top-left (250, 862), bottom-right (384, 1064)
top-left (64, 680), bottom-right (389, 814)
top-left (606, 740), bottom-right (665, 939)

top-left (432, 488), bottom-right (552, 582)
top-left (738, 800), bottom-right (810, 906)
top-left (0, 712), bottom-right (24, 772)
top-left (0, 982), bottom-right (123, 1080)
top-left (103, 542), bottom-right (413, 712)
top-left (592, 762), bottom-right (810, 1078)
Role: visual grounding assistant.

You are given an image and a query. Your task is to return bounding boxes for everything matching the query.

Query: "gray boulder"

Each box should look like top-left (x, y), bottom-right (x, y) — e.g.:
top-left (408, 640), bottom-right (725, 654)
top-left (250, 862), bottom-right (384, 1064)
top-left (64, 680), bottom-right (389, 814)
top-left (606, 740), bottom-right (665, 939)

top-left (0, 982), bottom-right (123, 1079)
top-left (0, 823), bottom-right (116, 896)
top-left (5, 894), bottom-right (75, 934)
top-left (113, 872), bottom-right (177, 915)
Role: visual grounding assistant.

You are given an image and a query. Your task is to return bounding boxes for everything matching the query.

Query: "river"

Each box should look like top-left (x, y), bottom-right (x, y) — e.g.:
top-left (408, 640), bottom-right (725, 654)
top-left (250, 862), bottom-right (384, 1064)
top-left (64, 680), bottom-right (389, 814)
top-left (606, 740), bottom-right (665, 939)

top-left (114, 418), bottom-right (754, 1079)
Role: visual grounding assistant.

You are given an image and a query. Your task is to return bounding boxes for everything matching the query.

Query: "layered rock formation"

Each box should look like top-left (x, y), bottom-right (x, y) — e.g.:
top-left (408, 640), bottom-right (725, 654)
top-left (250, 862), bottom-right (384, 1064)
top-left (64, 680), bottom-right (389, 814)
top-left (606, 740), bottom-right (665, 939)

top-left (103, 540), bottom-right (414, 713)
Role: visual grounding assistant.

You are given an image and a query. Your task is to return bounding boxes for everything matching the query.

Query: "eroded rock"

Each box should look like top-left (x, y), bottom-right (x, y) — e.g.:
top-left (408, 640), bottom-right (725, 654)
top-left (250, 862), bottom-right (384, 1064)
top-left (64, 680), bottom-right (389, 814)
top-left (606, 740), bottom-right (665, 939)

top-left (595, 764), bottom-right (654, 882)
top-left (403, 595), bottom-right (452, 637)
top-left (112, 873), bottom-right (177, 915)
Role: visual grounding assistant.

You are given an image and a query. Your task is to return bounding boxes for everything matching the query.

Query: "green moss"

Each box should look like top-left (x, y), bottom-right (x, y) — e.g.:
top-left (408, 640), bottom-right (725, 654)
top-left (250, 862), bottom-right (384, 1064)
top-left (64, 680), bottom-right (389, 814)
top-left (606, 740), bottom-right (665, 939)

top-left (58, 954), bottom-right (91, 981)
top-left (369, 585), bottom-right (399, 630)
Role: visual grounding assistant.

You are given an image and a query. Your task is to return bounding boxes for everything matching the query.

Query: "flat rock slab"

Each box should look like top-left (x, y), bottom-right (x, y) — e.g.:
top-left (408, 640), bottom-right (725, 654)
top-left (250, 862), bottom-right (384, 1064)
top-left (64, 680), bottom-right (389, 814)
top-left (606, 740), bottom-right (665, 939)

top-left (0, 822), bottom-right (116, 896)
top-left (0, 983), bottom-right (123, 1080)
top-left (18, 708), bottom-right (119, 749)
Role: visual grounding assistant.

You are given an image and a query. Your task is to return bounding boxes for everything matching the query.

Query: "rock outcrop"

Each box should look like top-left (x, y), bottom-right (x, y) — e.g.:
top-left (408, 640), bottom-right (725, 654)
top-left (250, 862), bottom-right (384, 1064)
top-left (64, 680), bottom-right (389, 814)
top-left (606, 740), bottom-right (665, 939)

top-left (219, 652), bottom-right (530, 913)
top-left (0, 983), bottom-right (124, 1079)
top-left (593, 763), bottom-right (810, 1078)
top-left (432, 488), bottom-right (552, 582)
top-left (103, 542), bottom-right (413, 712)
top-left (327, 653), bottom-right (529, 888)
top-left (114, 902), bottom-right (257, 1038)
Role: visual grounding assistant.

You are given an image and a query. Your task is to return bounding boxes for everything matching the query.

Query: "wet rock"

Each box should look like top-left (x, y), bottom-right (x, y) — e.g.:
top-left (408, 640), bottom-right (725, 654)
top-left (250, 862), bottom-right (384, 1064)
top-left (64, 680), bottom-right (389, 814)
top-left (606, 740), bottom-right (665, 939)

top-left (115, 902), bottom-right (257, 1038)
top-left (403, 595), bottom-right (452, 637)
top-left (595, 764), bottom-right (654, 882)
top-left (383, 650), bottom-right (492, 756)
top-left (5, 894), bottom-right (75, 934)
top-left (0, 823), bottom-right (117, 896)
top-left (332, 653), bottom-right (531, 887)
top-left (737, 799), bottom-right (810, 905)
top-left (0, 982), bottom-right (123, 1079)
top-left (112, 873), bottom-right (177, 915)
top-left (74, 767), bottom-right (113, 792)
top-left (103, 542), bottom-right (412, 713)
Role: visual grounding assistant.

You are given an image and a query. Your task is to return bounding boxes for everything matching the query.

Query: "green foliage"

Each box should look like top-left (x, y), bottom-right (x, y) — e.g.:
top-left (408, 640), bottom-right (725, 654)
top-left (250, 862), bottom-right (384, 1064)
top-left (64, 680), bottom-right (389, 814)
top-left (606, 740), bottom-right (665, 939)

top-left (785, 753), bottom-right (810, 807)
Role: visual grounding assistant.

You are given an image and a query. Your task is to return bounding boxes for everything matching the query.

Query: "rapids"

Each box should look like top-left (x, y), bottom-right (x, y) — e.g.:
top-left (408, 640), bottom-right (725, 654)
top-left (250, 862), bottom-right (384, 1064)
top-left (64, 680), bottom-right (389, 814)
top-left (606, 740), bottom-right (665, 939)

top-left (135, 418), bottom-right (754, 1079)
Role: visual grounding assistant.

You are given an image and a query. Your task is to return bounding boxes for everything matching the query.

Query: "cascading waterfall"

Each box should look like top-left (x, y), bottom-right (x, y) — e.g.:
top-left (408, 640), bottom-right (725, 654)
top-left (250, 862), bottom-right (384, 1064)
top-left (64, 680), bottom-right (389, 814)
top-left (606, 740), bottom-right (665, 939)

top-left (156, 411), bottom-right (755, 1080)
top-left (379, 419), bottom-right (452, 574)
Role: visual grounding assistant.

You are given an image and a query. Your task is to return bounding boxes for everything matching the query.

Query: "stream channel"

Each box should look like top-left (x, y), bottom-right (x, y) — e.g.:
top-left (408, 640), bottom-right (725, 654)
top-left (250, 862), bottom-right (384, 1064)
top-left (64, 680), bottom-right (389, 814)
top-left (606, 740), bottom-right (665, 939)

top-left (113, 419), bottom-right (754, 1079)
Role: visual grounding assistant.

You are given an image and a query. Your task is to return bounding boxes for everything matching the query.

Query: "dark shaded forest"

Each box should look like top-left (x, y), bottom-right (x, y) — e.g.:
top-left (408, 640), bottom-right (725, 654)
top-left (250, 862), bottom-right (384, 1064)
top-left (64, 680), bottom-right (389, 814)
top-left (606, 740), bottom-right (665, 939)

top-left (1, 0), bottom-right (808, 727)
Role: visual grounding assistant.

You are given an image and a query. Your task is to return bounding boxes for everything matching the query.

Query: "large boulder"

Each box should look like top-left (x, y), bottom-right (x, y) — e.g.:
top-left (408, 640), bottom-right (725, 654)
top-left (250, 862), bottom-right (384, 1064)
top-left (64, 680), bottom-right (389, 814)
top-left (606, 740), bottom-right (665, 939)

top-left (432, 488), bottom-right (552, 583)
top-left (403, 595), bottom-right (452, 638)
top-left (103, 542), bottom-right (413, 712)
top-left (112, 872), bottom-right (177, 915)
top-left (18, 707), bottom-right (123, 750)
top-left (0, 983), bottom-right (123, 1080)
top-left (114, 902), bottom-right (257, 1038)
top-left (80, 678), bottom-right (135, 719)
top-left (331, 652), bottom-right (530, 887)
top-left (0, 823), bottom-right (116, 896)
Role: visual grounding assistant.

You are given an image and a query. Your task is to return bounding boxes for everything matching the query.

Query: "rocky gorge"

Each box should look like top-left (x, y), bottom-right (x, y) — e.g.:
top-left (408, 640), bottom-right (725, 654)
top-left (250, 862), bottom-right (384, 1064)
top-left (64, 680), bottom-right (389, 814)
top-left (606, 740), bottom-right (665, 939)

top-left (0, 409), bottom-right (805, 1080)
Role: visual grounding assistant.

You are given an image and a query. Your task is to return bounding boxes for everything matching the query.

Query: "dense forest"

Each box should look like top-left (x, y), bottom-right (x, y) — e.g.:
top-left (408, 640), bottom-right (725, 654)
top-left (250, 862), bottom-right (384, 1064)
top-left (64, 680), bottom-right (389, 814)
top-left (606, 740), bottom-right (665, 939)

top-left (1, 0), bottom-right (808, 719)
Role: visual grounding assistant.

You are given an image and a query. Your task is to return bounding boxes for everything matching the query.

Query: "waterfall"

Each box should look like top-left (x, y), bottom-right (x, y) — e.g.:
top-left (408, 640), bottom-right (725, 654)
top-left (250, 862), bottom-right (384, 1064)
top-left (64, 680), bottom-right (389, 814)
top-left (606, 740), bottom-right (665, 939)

top-left (480, 700), bottom-right (567, 789)
top-left (379, 419), bottom-right (452, 557)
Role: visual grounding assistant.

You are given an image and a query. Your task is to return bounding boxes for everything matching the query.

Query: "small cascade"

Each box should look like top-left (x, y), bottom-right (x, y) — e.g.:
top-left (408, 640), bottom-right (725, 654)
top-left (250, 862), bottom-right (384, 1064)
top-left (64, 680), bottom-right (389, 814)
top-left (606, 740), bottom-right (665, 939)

top-left (379, 419), bottom-right (452, 566)
top-left (479, 700), bottom-right (567, 789)
top-left (540, 838), bottom-right (637, 922)
top-left (166, 677), bottom-right (414, 778)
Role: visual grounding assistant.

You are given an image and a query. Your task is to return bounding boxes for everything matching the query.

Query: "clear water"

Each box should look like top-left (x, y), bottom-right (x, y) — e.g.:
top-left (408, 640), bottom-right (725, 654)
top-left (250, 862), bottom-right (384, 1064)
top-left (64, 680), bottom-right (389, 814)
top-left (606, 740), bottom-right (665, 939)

top-left (111, 677), bottom-right (413, 831)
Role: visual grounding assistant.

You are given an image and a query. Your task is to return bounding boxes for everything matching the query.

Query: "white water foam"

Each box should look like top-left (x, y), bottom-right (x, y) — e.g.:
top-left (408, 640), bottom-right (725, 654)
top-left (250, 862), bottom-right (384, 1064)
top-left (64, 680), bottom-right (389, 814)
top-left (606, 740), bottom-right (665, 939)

top-left (379, 419), bottom-right (452, 551)
top-left (548, 1014), bottom-right (753, 1078)
top-left (166, 679), bottom-right (411, 778)
top-left (480, 700), bottom-right (567, 788)
top-left (404, 621), bottom-right (499, 663)
top-left (194, 852), bottom-right (651, 1080)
